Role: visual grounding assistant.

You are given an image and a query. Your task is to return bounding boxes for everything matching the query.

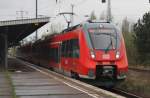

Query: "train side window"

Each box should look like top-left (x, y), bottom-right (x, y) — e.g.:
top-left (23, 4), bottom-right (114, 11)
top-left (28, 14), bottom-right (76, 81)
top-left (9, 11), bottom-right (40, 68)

top-left (72, 39), bottom-right (80, 58)
top-left (64, 41), bottom-right (68, 57)
top-left (55, 48), bottom-right (59, 63)
top-left (68, 40), bottom-right (73, 57)
top-left (57, 46), bottom-right (61, 63)
top-left (61, 40), bottom-right (70, 57)
top-left (61, 39), bottom-right (79, 58)
top-left (61, 41), bottom-right (66, 57)
top-left (49, 48), bottom-right (55, 61)
top-left (49, 48), bottom-right (59, 63)
top-left (61, 42), bottom-right (63, 57)
top-left (66, 40), bottom-right (71, 57)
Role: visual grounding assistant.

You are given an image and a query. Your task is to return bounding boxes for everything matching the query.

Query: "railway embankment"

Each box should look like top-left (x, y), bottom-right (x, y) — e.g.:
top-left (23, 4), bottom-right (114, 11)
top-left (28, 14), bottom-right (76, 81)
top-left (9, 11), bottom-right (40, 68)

top-left (115, 68), bottom-right (150, 98)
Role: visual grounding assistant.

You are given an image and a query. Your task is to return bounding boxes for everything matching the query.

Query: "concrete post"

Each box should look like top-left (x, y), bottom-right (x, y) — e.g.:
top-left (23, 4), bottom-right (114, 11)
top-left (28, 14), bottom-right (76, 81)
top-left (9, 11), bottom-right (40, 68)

top-left (0, 33), bottom-right (8, 70)
top-left (107, 0), bottom-right (112, 22)
top-left (4, 33), bottom-right (8, 69)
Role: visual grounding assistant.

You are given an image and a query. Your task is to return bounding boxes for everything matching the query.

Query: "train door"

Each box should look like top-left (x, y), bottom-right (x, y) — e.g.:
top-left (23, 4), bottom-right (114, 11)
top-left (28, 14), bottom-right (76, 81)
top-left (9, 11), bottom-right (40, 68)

top-left (61, 40), bottom-right (68, 72)
top-left (65, 40), bottom-right (72, 71)
top-left (61, 40), bottom-right (73, 72)
top-left (49, 43), bottom-right (60, 70)
top-left (61, 39), bottom-right (80, 74)
top-left (58, 44), bottom-right (61, 70)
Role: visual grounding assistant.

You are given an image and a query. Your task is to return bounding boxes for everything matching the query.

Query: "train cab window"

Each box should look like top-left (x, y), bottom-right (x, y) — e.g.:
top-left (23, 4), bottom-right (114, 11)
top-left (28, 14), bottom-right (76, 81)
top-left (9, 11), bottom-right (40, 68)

top-left (88, 28), bottom-right (120, 50)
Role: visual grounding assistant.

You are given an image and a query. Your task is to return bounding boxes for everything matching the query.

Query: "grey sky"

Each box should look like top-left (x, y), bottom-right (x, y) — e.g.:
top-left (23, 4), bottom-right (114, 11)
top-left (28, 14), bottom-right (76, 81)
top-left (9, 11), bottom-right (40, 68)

top-left (0, 0), bottom-right (150, 22)
top-left (0, 0), bottom-right (54, 20)
top-left (0, 0), bottom-right (150, 39)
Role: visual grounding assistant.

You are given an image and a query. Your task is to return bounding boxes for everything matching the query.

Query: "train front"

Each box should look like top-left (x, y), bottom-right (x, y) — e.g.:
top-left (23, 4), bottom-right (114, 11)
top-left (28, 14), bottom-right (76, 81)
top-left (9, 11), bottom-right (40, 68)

top-left (82, 21), bottom-right (128, 85)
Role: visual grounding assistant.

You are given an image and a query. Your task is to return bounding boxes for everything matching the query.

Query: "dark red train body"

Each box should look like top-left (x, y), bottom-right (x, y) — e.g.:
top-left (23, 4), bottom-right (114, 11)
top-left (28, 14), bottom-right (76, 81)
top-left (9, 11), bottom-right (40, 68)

top-left (17, 21), bottom-right (128, 87)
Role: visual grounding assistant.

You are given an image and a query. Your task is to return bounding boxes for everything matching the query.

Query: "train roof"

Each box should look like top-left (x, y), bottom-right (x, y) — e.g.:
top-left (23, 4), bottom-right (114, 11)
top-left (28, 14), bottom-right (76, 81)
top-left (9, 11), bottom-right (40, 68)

top-left (29, 21), bottom-right (117, 46)
top-left (61, 24), bottom-right (81, 33)
top-left (82, 20), bottom-right (116, 29)
top-left (61, 20), bottom-right (116, 33)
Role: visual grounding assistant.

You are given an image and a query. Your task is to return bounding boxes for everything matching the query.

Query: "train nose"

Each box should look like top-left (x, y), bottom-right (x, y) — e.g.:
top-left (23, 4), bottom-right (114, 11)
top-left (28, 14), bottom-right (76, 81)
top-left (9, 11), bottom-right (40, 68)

top-left (96, 65), bottom-right (116, 78)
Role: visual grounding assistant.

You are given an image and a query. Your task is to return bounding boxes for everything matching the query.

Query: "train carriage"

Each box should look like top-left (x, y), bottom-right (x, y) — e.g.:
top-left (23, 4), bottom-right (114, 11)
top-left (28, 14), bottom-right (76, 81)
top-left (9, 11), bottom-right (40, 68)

top-left (17, 21), bottom-right (128, 87)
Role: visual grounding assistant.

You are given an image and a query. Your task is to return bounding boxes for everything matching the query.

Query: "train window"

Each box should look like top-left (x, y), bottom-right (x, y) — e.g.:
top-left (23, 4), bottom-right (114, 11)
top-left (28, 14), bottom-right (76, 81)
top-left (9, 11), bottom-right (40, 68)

top-left (61, 42), bottom-right (64, 57)
top-left (61, 41), bottom-right (67, 57)
top-left (55, 48), bottom-right (59, 63)
top-left (61, 41), bottom-right (66, 57)
top-left (89, 28), bottom-right (120, 50)
top-left (61, 39), bottom-right (80, 58)
top-left (66, 40), bottom-right (70, 57)
top-left (49, 48), bottom-right (59, 63)
top-left (72, 39), bottom-right (80, 58)
top-left (68, 40), bottom-right (73, 57)
top-left (61, 40), bottom-right (70, 57)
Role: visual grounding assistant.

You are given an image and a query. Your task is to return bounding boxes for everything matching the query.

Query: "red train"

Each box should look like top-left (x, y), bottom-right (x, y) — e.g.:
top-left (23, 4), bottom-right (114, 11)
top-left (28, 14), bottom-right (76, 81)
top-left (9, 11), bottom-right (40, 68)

top-left (17, 21), bottom-right (128, 87)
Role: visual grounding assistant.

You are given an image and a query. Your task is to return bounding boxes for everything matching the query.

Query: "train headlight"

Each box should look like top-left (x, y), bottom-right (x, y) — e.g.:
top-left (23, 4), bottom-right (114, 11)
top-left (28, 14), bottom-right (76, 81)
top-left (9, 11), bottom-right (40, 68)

top-left (90, 51), bottom-right (95, 59)
top-left (116, 51), bottom-right (120, 59)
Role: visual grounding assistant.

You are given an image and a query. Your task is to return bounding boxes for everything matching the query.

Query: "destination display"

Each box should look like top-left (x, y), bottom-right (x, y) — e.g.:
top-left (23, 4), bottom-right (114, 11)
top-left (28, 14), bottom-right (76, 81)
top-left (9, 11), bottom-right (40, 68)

top-left (88, 28), bottom-right (115, 33)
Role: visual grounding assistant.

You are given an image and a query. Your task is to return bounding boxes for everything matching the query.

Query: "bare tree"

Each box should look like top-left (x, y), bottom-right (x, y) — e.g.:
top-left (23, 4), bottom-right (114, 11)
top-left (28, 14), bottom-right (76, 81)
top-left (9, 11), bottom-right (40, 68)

top-left (90, 11), bottom-right (97, 20)
top-left (122, 17), bottom-right (130, 33)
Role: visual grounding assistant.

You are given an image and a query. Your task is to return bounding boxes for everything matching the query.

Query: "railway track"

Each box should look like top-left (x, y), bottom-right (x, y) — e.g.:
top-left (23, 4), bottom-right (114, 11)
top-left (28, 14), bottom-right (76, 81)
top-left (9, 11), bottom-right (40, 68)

top-left (83, 83), bottom-right (143, 98)
top-left (110, 88), bottom-right (143, 98)
top-left (129, 67), bottom-right (150, 73)
top-left (34, 67), bottom-right (143, 98)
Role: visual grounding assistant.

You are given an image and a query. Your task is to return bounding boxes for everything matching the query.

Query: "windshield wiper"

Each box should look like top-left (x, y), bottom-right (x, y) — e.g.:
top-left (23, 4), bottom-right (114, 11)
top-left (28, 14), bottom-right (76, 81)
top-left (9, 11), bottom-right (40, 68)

top-left (105, 36), bottom-right (114, 53)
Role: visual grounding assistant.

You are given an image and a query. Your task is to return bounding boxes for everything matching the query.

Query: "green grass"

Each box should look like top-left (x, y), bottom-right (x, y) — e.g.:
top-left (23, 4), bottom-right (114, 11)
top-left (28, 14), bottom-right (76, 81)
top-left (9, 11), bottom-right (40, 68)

top-left (5, 71), bottom-right (17, 98)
